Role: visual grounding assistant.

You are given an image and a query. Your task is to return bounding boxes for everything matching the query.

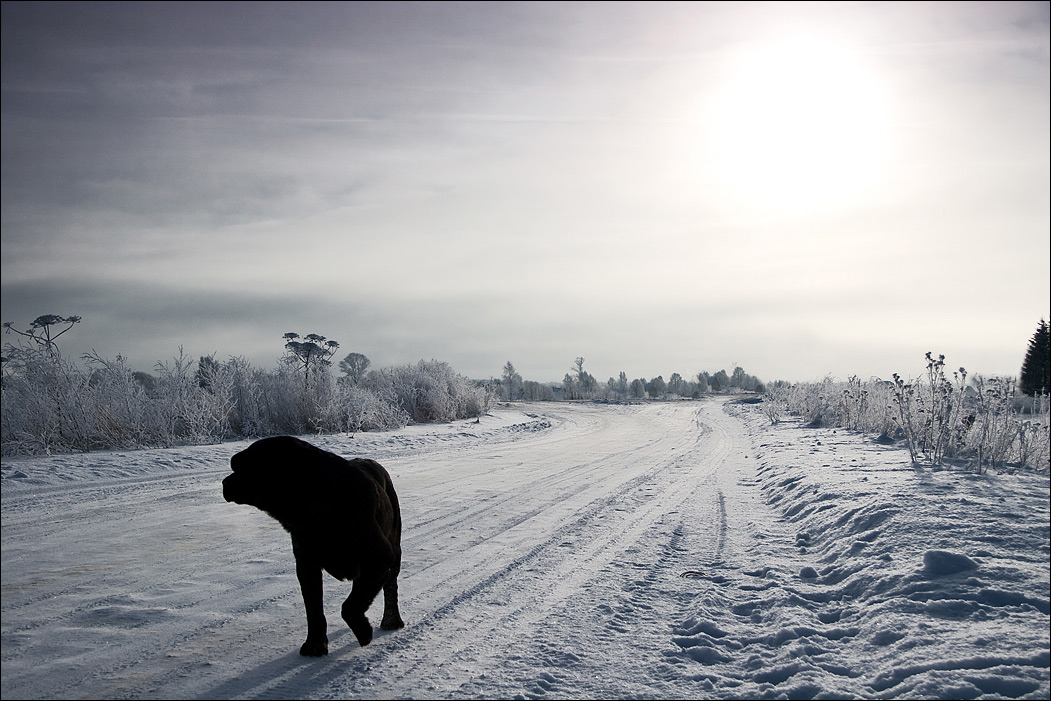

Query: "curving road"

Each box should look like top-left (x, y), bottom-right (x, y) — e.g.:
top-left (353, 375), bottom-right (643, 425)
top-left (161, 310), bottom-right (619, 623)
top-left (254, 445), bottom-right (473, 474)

top-left (2, 400), bottom-right (756, 699)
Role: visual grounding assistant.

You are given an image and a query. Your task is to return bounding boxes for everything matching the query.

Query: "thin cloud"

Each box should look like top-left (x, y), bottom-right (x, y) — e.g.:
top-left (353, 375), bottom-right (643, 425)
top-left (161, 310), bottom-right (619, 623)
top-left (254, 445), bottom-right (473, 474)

top-left (2, 2), bottom-right (1047, 383)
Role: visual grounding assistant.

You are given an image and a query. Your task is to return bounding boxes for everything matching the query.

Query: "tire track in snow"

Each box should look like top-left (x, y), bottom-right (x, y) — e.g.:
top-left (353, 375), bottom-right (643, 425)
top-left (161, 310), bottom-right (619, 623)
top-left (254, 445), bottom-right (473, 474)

top-left (441, 402), bottom-right (742, 700)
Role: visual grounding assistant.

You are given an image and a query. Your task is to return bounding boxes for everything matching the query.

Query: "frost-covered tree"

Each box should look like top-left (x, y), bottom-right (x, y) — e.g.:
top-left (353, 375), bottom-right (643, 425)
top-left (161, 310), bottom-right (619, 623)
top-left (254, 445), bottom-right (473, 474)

top-left (569, 357), bottom-right (597, 399)
top-left (696, 371), bottom-right (710, 394)
top-left (1019, 319), bottom-right (1050, 396)
top-left (283, 332), bottom-right (339, 389)
top-left (338, 352), bottom-right (371, 385)
top-left (668, 372), bottom-right (684, 396)
top-left (195, 354), bottom-right (222, 390)
top-left (648, 375), bottom-right (667, 398)
top-left (502, 361), bottom-right (523, 400)
top-left (133, 371), bottom-right (157, 393)
top-left (710, 369), bottom-right (730, 393)
top-left (730, 366), bottom-right (763, 392)
top-left (562, 373), bottom-right (579, 400)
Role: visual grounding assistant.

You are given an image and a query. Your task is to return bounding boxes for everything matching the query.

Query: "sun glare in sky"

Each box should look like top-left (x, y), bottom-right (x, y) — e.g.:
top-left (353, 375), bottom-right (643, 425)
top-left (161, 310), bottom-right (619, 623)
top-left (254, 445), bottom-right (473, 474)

top-left (706, 35), bottom-right (891, 212)
top-left (1, 3), bottom-right (1047, 382)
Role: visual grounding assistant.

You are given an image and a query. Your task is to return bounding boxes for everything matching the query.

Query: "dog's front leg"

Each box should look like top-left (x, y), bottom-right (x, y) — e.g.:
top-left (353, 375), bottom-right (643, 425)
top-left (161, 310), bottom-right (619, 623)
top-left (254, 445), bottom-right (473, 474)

top-left (292, 536), bottom-right (328, 656)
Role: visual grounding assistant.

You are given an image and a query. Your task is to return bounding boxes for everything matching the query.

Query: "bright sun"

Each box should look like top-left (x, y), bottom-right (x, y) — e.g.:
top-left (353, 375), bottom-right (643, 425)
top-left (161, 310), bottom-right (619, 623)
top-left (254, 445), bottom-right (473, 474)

top-left (706, 35), bottom-right (890, 212)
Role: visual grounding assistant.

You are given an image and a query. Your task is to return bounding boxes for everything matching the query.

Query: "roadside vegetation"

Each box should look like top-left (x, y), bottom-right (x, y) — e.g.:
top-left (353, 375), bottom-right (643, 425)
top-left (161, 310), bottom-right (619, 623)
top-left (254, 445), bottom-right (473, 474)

top-left (763, 346), bottom-right (1050, 473)
top-left (4, 314), bottom-right (1046, 470)
top-left (1, 314), bottom-right (765, 455)
top-left (1, 317), bottom-right (492, 455)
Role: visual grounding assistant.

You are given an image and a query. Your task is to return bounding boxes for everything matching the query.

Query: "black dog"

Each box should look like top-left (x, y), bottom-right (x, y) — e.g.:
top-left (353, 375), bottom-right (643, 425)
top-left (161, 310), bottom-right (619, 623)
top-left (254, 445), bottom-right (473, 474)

top-left (223, 436), bottom-right (404, 656)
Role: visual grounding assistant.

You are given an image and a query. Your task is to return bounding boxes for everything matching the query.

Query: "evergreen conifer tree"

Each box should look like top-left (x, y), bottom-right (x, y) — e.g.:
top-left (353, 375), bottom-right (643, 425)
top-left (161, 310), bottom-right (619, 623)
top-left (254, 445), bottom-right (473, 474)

top-left (1019, 319), bottom-right (1050, 396)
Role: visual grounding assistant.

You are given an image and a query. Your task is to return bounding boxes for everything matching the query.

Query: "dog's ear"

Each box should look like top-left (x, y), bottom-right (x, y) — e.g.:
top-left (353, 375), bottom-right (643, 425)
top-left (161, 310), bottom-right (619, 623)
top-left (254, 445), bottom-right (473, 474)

top-left (230, 446), bottom-right (249, 473)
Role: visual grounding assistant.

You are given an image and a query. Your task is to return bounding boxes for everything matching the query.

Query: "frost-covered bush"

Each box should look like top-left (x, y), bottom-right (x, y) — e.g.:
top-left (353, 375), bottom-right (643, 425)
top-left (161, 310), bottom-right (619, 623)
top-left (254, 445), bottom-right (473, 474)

top-left (1016, 414), bottom-right (1050, 473)
top-left (83, 352), bottom-right (151, 448)
top-left (321, 381), bottom-right (409, 433)
top-left (224, 356), bottom-right (485, 435)
top-left (761, 382), bottom-right (788, 423)
top-left (772, 353), bottom-right (1050, 472)
top-left (2, 343), bottom-right (488, 455)
top-left (2, 347), bottom-right (95, 454)
top-left (150, 349), bottom-right (234, 446)
top-left (257, 361), bottom-right (324, 435)
top-left (783, 376), bottom-right (837, 426)
top-left (964, 375), bottom-right (1019, 473)
top-left (218, 356), bottom-right (266, 437)
top-left (1, 347), bottom-right (236, 454)
top-left (365, 360), bottom-right (488, 424)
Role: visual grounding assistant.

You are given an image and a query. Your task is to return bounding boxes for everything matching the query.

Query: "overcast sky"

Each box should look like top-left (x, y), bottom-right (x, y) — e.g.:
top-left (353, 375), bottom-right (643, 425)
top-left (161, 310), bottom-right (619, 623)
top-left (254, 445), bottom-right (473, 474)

top-left (2, 1), bottom-right (1048, 384)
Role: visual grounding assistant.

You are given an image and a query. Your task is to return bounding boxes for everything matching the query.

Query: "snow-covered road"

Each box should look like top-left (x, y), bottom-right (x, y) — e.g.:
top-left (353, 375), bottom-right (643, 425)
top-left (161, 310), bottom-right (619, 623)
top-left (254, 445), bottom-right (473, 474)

top-left (3, 399), bottom-right (1048, 699)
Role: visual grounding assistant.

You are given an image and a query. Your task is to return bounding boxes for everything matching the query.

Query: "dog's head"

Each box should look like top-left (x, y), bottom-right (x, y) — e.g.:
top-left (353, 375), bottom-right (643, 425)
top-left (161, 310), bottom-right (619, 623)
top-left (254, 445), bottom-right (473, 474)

top-left (223, 436), bottom-right (316, 509)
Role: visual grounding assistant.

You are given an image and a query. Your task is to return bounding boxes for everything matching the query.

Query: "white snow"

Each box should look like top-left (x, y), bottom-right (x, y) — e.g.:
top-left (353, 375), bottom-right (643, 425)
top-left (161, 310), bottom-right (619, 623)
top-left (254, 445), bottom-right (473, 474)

top-left (2, 398), bottom-right (1048, 699)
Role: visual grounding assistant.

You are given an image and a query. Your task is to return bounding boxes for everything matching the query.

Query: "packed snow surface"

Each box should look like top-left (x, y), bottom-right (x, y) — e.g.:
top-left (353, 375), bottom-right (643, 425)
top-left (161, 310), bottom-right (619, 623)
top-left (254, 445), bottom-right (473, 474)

top-left (2, 399), bottom-right (1048, 699)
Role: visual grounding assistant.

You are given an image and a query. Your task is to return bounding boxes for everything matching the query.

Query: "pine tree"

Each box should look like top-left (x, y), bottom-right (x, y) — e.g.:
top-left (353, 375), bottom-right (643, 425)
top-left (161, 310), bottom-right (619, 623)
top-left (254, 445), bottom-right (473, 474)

top-left (1019, 319), bottom-right (1050, 396)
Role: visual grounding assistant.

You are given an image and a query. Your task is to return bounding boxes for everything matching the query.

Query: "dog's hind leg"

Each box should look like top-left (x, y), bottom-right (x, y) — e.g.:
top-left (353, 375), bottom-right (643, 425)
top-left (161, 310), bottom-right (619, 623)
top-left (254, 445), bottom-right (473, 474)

top-left (380, 567), bottom-right (405, 631)
top-left (340, 568), bottom-right (386, 646)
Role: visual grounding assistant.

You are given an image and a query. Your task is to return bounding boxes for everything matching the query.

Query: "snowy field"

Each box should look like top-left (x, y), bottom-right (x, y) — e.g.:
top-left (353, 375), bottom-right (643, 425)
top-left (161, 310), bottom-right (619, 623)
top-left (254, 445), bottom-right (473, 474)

top-left (2, 398), bottom-right (1048, 700)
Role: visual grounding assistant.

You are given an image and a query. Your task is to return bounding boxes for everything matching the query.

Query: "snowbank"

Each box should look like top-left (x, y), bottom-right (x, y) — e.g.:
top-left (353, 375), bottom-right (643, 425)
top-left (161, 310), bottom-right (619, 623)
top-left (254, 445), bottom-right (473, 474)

top-left (668, 402), bottom-right (1050, 699)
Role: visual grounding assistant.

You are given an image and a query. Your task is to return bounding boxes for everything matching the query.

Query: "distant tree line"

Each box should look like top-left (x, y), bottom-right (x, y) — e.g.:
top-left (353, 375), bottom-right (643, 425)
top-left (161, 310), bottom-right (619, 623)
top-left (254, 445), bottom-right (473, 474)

top-left (497, 357), bottom-right (764, 402)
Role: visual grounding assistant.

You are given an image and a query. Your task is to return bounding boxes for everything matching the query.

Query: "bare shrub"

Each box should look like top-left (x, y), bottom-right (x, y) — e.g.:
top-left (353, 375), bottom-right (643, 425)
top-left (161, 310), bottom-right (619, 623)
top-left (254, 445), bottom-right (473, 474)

top-left (761, 383), bottom-right (788, 424)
